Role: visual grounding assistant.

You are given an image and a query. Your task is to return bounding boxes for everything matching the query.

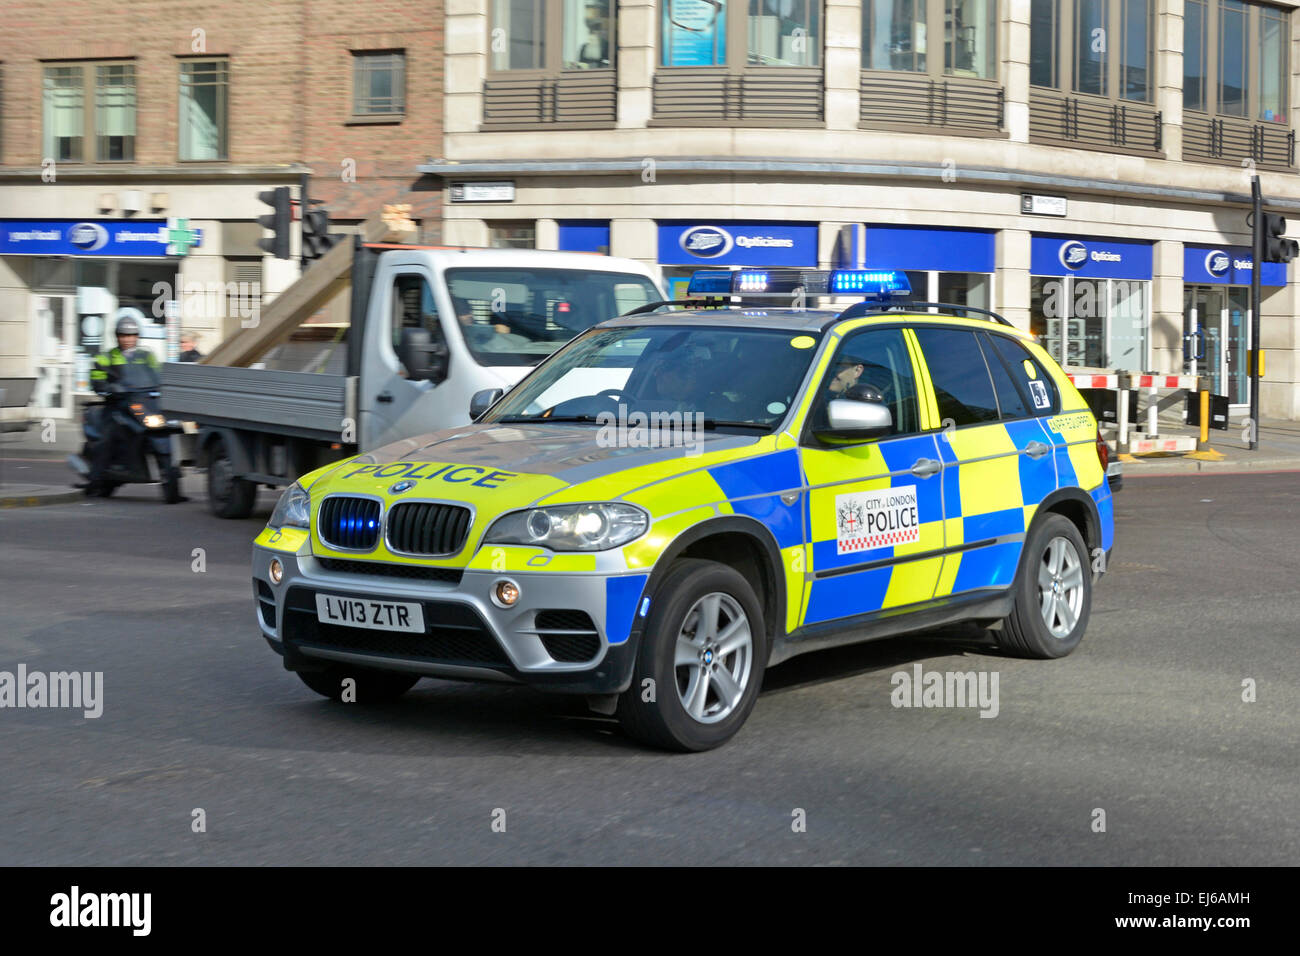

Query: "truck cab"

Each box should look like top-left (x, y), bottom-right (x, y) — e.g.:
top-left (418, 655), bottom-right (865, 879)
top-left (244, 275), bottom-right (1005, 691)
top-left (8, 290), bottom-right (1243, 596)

top-left (163, 246), bottom-right (663, 517)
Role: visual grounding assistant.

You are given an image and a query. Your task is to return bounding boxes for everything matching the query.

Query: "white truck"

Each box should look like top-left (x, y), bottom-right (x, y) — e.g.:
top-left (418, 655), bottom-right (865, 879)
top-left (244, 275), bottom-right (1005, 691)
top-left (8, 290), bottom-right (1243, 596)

top-left (163, 240), bottom-right (663, 517)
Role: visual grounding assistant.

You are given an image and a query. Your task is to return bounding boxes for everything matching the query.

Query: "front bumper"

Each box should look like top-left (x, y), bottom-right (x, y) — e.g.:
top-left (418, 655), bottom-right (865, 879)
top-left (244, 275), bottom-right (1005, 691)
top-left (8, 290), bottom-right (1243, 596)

top-left (252, 546), bottom-right (641, 695)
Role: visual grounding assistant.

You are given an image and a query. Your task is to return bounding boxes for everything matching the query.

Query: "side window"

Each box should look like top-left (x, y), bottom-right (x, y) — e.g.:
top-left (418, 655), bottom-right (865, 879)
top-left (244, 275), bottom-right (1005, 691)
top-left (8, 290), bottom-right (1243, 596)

top-left (912, 327), bottom-right (1000, 427)
top-left (977, 334), bottom-right (1030, 420)
top-left (988, 334), bottom-right (1059, 416)
top-left (809, 327), bottom-right (920, 438)
top-left (390, 274), bottom-right (445, 350)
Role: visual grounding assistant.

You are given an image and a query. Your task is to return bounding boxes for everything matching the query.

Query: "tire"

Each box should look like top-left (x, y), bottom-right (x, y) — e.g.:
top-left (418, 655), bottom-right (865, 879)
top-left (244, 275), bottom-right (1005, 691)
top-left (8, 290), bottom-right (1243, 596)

top-left (296, 665), bottom-right (419, 704)
top-left (616, 559), bottom-right (767, 752)
top-left (206, 436), bottom-right (256, 519)
top-left (995, 513), bottom-right (1091, 659)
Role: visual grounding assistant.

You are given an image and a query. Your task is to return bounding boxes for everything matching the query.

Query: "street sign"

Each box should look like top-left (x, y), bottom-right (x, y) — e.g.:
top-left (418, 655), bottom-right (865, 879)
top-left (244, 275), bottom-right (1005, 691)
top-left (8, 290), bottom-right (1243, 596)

top-left (450, 181), bottom-right (515, 203)
top-left (1021, 194), bottom-right (1068, 217)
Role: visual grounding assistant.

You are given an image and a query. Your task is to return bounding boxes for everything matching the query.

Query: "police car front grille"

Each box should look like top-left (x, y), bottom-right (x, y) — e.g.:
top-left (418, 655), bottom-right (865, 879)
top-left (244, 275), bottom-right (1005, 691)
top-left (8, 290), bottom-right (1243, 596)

top-left (315, 557), bottom-right (463, 585)
top-left (319, 496), bottom-right (382, 551)
top-left (386, 502), bottom-right (472, 555)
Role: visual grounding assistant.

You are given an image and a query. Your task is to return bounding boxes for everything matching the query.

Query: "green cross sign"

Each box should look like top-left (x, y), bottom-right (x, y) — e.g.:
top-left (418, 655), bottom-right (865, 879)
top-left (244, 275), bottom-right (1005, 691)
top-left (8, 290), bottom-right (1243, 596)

top-left (165, 218), bottom-right (202, 257)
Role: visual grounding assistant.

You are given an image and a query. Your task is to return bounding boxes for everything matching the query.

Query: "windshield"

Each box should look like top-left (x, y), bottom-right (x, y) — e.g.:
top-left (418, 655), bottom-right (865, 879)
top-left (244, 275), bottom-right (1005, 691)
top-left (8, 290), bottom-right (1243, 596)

top-left (445, 267), bottom-right (660, 367)
top-left (483, 325), bottom-right (823, 432)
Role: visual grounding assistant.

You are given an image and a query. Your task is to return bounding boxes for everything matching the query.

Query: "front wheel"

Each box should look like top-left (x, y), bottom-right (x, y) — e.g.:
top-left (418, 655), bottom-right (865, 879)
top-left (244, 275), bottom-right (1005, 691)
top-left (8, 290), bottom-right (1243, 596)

top-left (296, 665), bottom-right (419, 704)
top-left (995, 514), bottom-right (1092, 659)
top-left (616, 559), bottom-right (767, 752)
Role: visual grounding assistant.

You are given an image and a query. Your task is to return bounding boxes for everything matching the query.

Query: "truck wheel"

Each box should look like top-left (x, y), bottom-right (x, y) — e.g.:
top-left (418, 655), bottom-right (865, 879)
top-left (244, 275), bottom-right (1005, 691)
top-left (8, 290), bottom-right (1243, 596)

top-left (296, 665), bottom-right (419, 704)
top-left (995, 514), bottom-right (1091, 659)
top-left (207, 436), bottom-right (256, 518)
top-left (616, 559), bottom-right (767, 752)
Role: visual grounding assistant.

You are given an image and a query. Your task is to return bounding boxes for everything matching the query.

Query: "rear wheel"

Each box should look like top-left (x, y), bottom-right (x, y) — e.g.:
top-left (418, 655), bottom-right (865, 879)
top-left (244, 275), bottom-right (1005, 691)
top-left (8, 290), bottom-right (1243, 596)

top-left (995, 514), bottom-right (1091, 659)
top-left (616, 559), bottom-right (767, 752)
top-left (296, 665), bottom-right (419, 704)
top-left (207, 435), bottom-right (256, 518)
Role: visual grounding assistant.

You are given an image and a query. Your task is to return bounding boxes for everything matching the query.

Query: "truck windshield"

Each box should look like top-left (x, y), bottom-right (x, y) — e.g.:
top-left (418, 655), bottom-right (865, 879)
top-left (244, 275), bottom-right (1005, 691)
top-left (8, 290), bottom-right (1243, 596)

top-left (445, 268), bottom-right (659, 367)
top-left (483, 325), bottom-right (823, 432)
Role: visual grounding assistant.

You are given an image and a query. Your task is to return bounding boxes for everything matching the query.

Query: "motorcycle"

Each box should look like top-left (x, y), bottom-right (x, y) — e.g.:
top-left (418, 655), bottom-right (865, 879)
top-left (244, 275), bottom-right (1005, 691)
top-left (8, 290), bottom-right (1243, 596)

top-left (68, 363), bottom-right (185, 504)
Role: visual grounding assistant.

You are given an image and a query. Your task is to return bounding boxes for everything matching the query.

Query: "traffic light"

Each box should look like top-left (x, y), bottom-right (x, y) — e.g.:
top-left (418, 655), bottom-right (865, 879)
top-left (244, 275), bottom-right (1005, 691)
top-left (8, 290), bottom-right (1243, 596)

top-left (256, 186), bottom-right (292, 259)
top-left (1263, 213), bottom-right (1299, 263)
top-left (302, 199), bottom-right (342, 262)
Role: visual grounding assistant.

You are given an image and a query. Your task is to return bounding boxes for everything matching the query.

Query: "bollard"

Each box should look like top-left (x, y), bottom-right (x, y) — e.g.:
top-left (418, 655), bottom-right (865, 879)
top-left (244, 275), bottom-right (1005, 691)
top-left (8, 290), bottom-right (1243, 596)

top-left (1189, 375), bottom-right (1226, 461)
top-left (1117, 371), bottom-right (1131, 454)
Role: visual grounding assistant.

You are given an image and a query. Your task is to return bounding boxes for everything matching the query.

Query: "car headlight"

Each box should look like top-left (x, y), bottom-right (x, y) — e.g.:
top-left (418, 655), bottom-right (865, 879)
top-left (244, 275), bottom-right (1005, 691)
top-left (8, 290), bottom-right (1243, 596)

top-left (484, 502), bottom-right (648, 551)
top-left (268, 482), bottom-right (311, 530)
top-left (143, 414), bottom-right (166, 428)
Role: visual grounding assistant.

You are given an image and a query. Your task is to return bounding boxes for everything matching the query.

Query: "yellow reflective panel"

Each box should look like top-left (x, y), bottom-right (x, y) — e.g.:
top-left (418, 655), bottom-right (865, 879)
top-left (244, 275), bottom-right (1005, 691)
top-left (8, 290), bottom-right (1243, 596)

top-left (255, 526), bottom-right (310, 553)
top-left (463, 545), bottom-right (598, 573)
top-left (882, 556), bottom-right (945, 608)
top-left (790, 335), bottom-right (816, 349)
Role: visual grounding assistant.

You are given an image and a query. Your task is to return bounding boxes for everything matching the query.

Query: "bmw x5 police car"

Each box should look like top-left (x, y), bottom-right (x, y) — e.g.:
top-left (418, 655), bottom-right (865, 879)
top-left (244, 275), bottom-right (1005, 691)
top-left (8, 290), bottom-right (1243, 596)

top-left (252, 269), bottom-right (1116, 751)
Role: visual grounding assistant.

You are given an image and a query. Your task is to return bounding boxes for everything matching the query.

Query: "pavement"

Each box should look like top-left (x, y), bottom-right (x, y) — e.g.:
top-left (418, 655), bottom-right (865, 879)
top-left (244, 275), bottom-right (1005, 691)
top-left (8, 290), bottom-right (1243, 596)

top-left (4, 409), bottom-right (1299, 507)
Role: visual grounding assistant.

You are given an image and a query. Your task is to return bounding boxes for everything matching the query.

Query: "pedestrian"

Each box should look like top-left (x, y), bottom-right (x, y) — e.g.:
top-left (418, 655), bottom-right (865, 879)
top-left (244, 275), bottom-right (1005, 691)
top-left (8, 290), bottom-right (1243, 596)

top-left (178, 333), bottom-right (202, 363)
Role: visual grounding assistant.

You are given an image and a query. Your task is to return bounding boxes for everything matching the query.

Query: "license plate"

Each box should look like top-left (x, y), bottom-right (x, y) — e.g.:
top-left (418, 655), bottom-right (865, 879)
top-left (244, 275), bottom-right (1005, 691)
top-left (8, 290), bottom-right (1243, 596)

top-left (315, 594), bottom-right (424, 633)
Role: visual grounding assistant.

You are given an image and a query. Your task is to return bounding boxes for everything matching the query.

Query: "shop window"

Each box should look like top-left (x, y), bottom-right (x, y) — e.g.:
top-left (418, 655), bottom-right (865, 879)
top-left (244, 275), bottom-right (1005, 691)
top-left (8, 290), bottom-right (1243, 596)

top-left (1029, 275), bottom-right (1148, 371)
top-left (352, 51), bottom-right (405, 117)
top-left (1030, 0), bottom-right (1060, 89)
top-left (489, 222), bottom-right (537, 249)
top-left (43, 62), bottom-right (134, 164)
top-left (179, 59), bottom-right (229, 161)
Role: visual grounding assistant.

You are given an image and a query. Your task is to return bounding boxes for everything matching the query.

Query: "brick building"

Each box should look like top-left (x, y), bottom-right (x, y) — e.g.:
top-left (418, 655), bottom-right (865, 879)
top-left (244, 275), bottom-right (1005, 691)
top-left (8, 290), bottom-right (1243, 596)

top-left (0, 0), bottom-right (443, 419)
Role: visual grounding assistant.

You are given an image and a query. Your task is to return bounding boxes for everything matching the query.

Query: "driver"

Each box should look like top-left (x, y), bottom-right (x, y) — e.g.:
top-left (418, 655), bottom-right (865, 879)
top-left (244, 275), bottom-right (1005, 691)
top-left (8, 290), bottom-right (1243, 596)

top-left (452, 295), bottom-right (510, 348)
top-left (85, 316), bottom-right (160, 496)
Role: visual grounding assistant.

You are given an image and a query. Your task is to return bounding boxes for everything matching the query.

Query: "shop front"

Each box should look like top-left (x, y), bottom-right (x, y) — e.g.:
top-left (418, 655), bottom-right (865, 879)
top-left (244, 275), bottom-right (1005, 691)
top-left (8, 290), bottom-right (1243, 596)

top-left (1029, 235), bottom-right (1153, 372)
top-left (1182, 246), bottom-right (1286, 408)
top-left (1, 219), bottom-right (186, 417)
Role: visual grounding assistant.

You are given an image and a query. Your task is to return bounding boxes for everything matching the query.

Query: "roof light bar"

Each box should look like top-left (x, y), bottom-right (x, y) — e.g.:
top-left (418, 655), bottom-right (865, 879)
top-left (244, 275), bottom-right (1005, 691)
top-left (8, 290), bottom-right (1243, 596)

top-left (686, 268), bottom-right (912, 299)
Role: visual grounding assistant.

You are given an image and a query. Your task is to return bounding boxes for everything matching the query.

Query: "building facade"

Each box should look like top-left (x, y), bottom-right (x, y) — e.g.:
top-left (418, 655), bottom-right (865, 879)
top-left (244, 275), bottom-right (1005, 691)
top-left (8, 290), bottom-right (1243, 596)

top-left (428, 0), bottom-right (1300, 420)
top-left (0, 0), bottom-right (443, 419)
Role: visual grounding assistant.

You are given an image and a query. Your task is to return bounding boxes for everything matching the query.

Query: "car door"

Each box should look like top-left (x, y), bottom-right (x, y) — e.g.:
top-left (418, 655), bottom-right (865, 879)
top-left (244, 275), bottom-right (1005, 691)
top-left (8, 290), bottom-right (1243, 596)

top-left (798, 326), bottom-right (947, 627)
top-left (912, 326), bottom-right (1057, 599)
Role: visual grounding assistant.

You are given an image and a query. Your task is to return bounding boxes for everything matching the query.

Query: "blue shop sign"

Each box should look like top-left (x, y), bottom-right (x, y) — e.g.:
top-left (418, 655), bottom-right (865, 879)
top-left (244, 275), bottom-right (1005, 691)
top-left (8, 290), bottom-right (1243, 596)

top-left (0, 220), bottom-right (196, 257)
top-left (850, 224), bottom-right (995, 273)
top-left (558, 221), bottom-right (611, 253)
top-left (658, 221), bottom-right (818, 267)
top-left (1030, 235), bottom-right (1153, 280)
top-left (1183, 245), bottom-right (1286, 286)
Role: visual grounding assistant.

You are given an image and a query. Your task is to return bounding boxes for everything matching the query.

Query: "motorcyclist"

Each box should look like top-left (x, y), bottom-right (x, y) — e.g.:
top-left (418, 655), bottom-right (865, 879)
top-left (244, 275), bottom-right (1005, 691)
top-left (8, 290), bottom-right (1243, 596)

top-left (83, 316), bottom-right (160, 496)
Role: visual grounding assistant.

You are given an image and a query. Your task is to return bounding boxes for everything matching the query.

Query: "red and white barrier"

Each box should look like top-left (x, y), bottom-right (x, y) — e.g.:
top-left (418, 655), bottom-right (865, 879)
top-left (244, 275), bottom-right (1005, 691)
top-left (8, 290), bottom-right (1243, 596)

top-left (1066, 368), bottom-right (1209, 455)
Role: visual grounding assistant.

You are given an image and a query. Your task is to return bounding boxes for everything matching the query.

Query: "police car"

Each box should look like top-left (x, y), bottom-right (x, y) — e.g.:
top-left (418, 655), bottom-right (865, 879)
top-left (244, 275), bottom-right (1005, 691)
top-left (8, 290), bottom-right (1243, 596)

top-left (252, 269), bottom-right (1116, 751)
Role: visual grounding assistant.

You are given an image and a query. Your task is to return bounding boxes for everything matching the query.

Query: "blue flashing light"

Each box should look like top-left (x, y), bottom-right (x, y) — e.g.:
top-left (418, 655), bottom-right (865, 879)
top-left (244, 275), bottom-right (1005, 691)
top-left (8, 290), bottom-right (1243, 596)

top-left (829, 270), bottom-right (911, 296)
top-left (734, 271), bottom-right (769, 292)
top-left (686, 270), bottom-right (733, 295)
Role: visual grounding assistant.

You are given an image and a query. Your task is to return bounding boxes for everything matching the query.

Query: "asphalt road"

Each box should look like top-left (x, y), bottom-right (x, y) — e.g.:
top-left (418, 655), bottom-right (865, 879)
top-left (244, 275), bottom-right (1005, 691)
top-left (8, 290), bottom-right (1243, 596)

top-left (1, 472), bottom-right (1297, 865)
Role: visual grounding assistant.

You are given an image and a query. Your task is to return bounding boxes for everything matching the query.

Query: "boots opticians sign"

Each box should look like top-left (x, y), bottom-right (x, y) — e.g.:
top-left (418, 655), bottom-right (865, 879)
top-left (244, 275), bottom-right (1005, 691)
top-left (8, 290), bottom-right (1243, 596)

top-left (659, 221), bottom-right (818, 266)
top-left (0, 220), bottom-right (198, 257)
top-left (1183, 244), bottom-right (1286, 286)
top-left (1030, 235), bottom-right (1153, 280)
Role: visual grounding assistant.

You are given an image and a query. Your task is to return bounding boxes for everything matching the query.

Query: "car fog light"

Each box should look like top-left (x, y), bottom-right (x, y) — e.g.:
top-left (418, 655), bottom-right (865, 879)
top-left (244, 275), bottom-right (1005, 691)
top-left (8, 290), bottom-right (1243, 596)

top-left (494, 579), bottom-right (520, 607)
top-left (269, 559), bottom-right (283, 585)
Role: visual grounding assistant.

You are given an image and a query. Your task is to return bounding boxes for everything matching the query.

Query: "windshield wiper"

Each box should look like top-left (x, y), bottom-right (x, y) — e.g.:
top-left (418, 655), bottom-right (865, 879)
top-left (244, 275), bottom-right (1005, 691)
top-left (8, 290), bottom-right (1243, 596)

top-left (699, 419), bottom-right (772, 431)
top-left (495, 414), bottom-right (602, 424)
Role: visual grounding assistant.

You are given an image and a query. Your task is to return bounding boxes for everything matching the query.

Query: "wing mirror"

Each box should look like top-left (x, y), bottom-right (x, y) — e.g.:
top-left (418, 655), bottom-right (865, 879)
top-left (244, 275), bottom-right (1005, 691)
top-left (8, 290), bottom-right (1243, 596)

top-left (469, 388), bottom-right (503, 421)
top-left (397, 327), bottom-right (449, 384)
top-left (814, 397), bottom-right (893, 444)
